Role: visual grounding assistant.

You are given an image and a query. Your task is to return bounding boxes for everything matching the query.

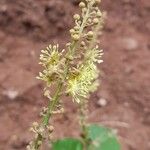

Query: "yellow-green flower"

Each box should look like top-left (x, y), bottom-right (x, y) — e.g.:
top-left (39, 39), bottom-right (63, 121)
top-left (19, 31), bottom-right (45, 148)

top-left (37, 44), bottom-right (63, 86)
top-left (66, 61), bottom-right (100, 103)
top-left (39, 44), bottom-right (61, 68)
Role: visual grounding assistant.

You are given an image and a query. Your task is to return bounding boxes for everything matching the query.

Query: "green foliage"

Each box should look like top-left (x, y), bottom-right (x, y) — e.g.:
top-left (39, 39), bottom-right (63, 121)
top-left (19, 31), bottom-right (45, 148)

top-left (52, 138), bottom-right (83, 150)
top-left (87, 125), bottom-right (121, 150)
top-left (52, 125), bottom-right (121, 150)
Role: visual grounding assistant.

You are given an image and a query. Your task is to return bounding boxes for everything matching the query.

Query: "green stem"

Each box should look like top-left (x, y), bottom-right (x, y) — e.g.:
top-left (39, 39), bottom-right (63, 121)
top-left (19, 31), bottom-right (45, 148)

top-left (79, 100), bottom-right (89, 150)
top-left (32, 82), bottom-right (63, 150)
top-left (43, 82), bottom-right (63, 126)
top-left (33, 57), bottom-right (72, 150)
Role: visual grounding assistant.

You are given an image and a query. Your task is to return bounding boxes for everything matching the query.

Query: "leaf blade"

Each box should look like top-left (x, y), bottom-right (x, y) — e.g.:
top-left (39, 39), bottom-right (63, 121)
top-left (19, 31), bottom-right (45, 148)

top-left (87, 124), bottom-right (121, 150)
top-left (52, 138), bottom-right (83, 150)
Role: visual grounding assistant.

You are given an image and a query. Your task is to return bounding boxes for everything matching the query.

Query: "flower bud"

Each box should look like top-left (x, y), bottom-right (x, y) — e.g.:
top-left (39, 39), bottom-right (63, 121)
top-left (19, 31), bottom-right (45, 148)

top-left (78, 21), bottom-right (82, 25)
top-left (97, 11), bottom-right (102, 17)
top-left (93, 18), bottom-right (99, 24)
top-left (26, 145), bottom-right (30, 150)
top-left (32, 122), bottom-right (38, 127)
top-left (88, 18), bottom-right (92, 24)
top-left (82, 8), bottom-right (87, 13)
top-left (81, 41), bottom-right (85, 47)
top-left (47, 125), bottom-right (54, 132)
top-left (72, 34), bottom-right (80, 41)
top-left (73, 14), bottom-right (80, 20)
top-left (48, 135), bottom-right (53, 140)
top-left (95, 0), bottom-right (101, 4)
top-left (70, 29), bottom-right (75, 34)
top-left (92, 11), bottom-right (97, 15)
top-left (74, 26), bottom-right (80, 31)
top-left (79, 2), bottom-right (86, 8)
top-left (66, 42), bottom-right (71, 47)
top-left (87, 31), bottom-right (94, 38)
top-left (66, 55), bottom-right (74, 61)
top-left (37, 140), bottom-right (42, 146)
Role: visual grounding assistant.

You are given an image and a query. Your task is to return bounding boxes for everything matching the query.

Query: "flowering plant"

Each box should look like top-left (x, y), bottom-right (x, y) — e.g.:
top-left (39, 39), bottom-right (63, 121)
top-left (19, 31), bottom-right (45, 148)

top-left (27, 0), bottom-right (120, 150)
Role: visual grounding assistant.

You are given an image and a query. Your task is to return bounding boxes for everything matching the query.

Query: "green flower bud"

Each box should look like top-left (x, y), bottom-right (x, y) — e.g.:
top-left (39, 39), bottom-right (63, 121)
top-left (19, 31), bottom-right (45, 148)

top-left (66, 55), bottom-right (74, 61)
top-left (87, 31), bottom-right (94, 38)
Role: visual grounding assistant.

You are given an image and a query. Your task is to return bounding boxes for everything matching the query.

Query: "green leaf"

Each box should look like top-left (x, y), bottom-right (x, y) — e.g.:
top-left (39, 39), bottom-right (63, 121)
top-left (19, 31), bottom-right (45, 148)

top-left (87, 124), bottom-right (121, 150)
top-left (52, 138), bottom-right (83, 150)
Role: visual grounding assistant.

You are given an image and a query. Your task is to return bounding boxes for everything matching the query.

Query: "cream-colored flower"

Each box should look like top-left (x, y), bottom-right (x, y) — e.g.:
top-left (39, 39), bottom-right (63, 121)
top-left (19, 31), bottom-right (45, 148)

top-left (66, 61), bottom-right (100, 103)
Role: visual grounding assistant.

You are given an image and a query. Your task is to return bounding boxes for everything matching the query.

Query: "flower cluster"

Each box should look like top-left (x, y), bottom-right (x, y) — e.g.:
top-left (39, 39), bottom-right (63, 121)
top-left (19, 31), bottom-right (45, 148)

top-left (66, 47), bottom-right (103, 103)
top-left (66, 0), bottom-right (104, 103)
top-left (27, 122), bottom-right (54, 150)
top-left (27, 0), bottom-right (104, 149)
top-left (37, 44), bottom-right (64, 87)
top-left (70, 0), bottom-right (103, 41)
top-left (66, 63), bottom-right (98, 103)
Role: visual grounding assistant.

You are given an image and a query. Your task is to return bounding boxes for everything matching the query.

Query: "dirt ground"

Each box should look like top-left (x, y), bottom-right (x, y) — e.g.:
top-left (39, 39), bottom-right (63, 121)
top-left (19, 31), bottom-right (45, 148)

top-left (0, 0), bottom-right (150, 150)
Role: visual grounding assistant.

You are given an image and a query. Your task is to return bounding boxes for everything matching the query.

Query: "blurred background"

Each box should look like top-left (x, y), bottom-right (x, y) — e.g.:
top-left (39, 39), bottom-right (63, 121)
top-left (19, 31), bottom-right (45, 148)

top-left (0, 0), bottom-right (149, 150)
